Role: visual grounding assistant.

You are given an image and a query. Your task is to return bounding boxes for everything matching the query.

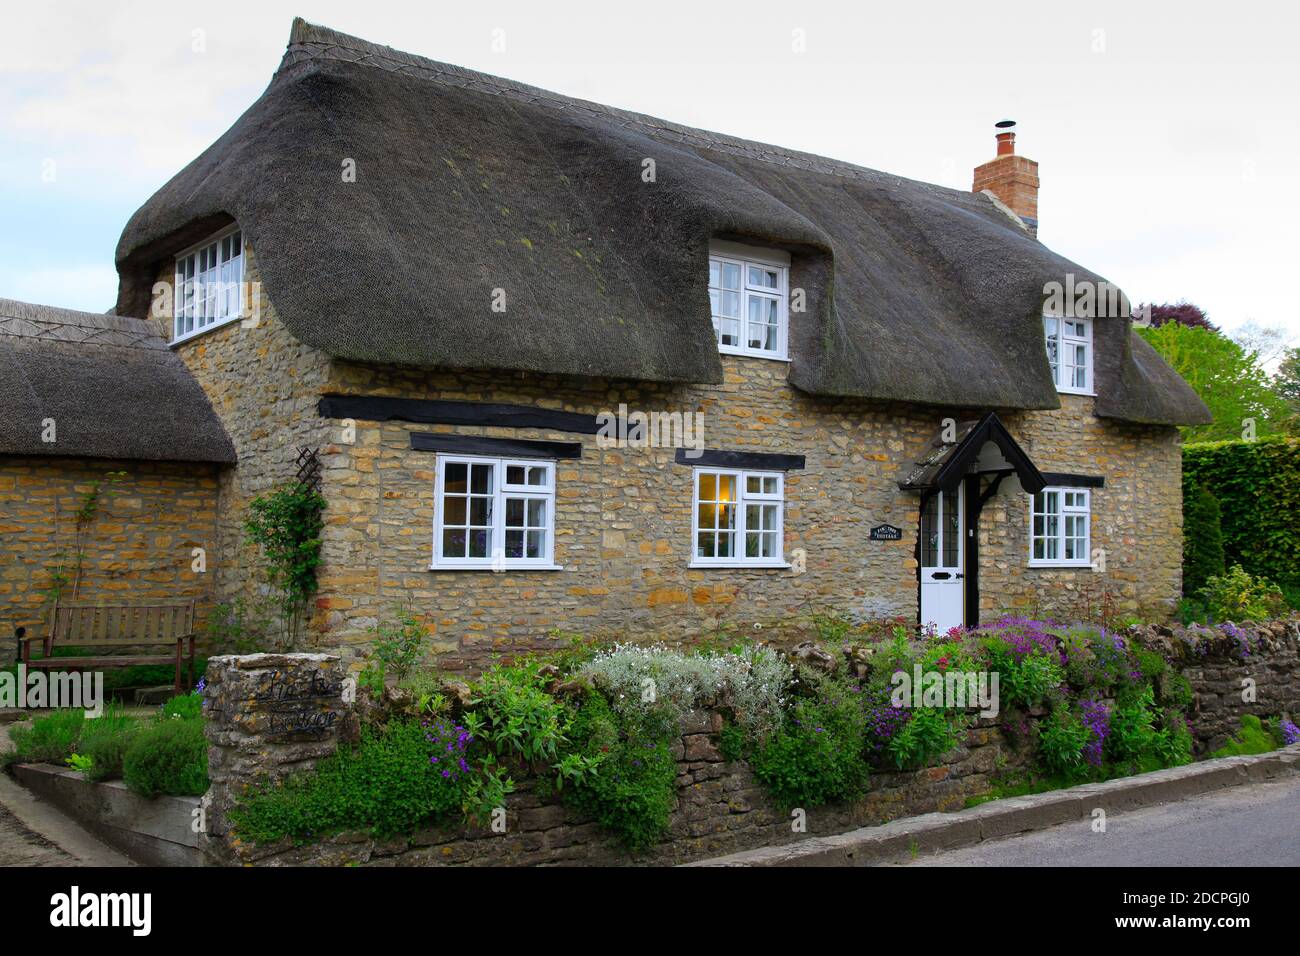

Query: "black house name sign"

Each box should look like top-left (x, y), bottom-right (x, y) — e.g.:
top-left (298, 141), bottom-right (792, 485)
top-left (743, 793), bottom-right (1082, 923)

top-left (869, 523), bottom-right (902, 541)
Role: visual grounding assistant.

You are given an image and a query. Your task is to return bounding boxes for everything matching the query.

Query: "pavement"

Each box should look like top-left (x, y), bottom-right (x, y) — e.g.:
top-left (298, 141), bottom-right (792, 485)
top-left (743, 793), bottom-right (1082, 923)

top-left (0, 719), bottom-right (133, 866)
top-left (900, 773), bottom-right (1300, 866)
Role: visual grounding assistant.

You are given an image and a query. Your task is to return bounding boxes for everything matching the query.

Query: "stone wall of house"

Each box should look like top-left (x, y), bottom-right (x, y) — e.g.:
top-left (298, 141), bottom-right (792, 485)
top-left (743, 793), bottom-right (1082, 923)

top-left (313, 359), bottom-right (1184, 671)
top-left (0, 456), bottom-right (221, 662)
top-left (156, 245), bottom-right (335, 645)
top-left (986, 397), bottom-right (1185, 623)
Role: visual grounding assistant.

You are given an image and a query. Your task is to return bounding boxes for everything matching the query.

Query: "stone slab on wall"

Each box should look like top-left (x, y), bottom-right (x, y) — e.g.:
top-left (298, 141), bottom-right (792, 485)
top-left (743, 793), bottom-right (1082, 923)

top-left (202, 652), bottom-right (349, 862)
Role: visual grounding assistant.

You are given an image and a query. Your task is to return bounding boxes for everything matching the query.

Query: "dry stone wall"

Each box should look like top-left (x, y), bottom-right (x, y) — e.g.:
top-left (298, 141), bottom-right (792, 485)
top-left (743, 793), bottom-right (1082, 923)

top-left (206, 623), bottom-right (1297, 867)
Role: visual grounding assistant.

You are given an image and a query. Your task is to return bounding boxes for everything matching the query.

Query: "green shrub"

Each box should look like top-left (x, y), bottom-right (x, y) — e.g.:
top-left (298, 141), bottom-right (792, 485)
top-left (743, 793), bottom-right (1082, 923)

top-left (749, 677), bottom-right (870, 807)
top-left (1182, 481), bottom-right (1226, 597)
top-left (364, 609), bottom-right (429, 686)
top-left (1107, 687), bottom-right (1160, 765)
top-left (159, 693), bottom-right (203, 721)
top-left (561, 693), bottom-right (676, 851)
top-left (75, 704), bottom-right (139, 782)
top-left (1153, 711), bottom-right (1194, 767)
top-left (467, 663), bottom-right (572, 765)
top-left (983, 639), bottom-right (1064, 708)
top-left (1209, 715), bottom-right (1278, 757)
top-left (1037, 705), bottom-right (1090, 777)
top-left (1198, 565), bottom-right (1286, 622)
top-left (887, 707), bottom-right (967, 771)
top-left (122, 718), bottom-right (209, 797)
top-left (231, 719), bottom-right (467, 843)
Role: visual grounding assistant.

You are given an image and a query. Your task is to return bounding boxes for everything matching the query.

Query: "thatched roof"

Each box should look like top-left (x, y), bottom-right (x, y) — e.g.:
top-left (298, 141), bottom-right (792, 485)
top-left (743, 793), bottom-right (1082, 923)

top-left (0, 298), bottom-right (236, 463)
top-left (113, 18), bottom-right (1210, 427)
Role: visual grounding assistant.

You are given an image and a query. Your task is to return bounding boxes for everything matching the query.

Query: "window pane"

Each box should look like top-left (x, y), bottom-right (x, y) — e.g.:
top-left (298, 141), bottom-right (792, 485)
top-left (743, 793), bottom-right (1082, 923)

top-left (747, 266), bottom-right (778, 289)
top-left (943, 495), bottom-right (959, 567)
top-left (717, 503), bottom-right (735, 531)
top-left (721, 262), bottom-right (741, 289)
top-left (527, 499), bottom-right (545, 526)
top-left (526, 529), bottom-right (544, 558)
top-left (470, 463), bottom-right (493, 494)
top-left (505, 498), bottom-right (524, 527)
top-left (717, 474), bottom-right (735, 503)
top-left (921, 495), bottom-right (938, 567)
top-left (468, 529), bottom-right (490, 559)
top-left (721, 290), bottom-right (740, 318)
top-left (709, 260), bottom-right (721, 287)
top-left (717, 531), bottom-right (735, 557)
top-left (469, 497), bottom-right (492, 526)
top-left (442, 529), bottom-right (466, 558)
top-left (443, 497), bottom-right (467, 525)
top-left (697, 532), bottom-right (714, 558)
top-left (527, 468), bottom-right (547, 487)
top-left (747, 296), bottom-right (778, 351)
top-left (506, 465), bottom-right (526, 485)
top-left (444, 463), bottom-right (468, 494)
top-left (505, 529), bottom-right (524, 558)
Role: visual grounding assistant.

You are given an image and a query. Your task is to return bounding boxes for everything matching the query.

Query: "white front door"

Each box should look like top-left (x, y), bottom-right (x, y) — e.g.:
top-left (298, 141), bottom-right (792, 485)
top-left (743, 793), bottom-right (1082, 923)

top-left (920, 487), bottom-right (965, 632)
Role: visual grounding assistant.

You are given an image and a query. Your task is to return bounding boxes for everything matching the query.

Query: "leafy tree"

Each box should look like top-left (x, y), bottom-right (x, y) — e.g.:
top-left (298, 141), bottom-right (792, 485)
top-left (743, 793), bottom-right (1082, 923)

top-left (1138, 322), bottom-right (1291, 442)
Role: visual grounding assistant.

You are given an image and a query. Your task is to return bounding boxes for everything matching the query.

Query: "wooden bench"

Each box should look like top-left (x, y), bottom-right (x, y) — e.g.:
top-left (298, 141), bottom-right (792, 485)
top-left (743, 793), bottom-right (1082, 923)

top-left (21, 602), bottom-right (196, 694)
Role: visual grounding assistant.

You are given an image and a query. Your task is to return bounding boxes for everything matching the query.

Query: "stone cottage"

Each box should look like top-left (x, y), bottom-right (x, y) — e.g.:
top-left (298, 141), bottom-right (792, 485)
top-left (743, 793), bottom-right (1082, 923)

top-left (2, 19), bottom-right (1209, 669)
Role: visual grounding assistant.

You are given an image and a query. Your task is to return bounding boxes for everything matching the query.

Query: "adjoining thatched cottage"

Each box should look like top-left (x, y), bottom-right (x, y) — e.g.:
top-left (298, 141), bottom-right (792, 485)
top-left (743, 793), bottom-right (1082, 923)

top-left (3, 19), bottom-right (1209, 669)
top-left (0, 299), bottom-right (235, 650)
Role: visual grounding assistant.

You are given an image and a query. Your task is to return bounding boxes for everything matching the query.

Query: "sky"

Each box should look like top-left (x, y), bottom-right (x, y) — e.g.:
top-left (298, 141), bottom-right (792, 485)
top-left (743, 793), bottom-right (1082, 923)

top-left (2, 0), bottom-right (1297, 342)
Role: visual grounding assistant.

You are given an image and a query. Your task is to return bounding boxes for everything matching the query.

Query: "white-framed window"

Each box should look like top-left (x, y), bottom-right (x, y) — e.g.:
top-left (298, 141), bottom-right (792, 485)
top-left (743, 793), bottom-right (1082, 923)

top-left (432, 456), bottom-right (558, 570)
top-left (1029, 487), bottom-right (1092, 567)
top-left (708, 243), bottom-right (789, 360)
top-left (691, 468), bottom-right (786, 567)
top-left (1043, 315), bottom-right (1093, 394)
top-left (174, 227), bottom-right (244, 342)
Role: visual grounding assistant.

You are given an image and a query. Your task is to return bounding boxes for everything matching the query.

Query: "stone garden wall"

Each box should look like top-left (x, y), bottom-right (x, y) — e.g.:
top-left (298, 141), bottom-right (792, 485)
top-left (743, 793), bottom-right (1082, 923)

top-left (202, 620), bottom-right (1298, 867)
top-left (1144, 618), bottom-right (1300, 752)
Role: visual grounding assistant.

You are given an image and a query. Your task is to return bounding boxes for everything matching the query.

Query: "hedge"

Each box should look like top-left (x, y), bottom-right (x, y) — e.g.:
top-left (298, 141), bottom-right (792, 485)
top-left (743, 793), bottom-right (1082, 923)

top-left (1183, 437), bottom-right (1300, 586)
top-left (1181, 481), bottom-right (1225, 596)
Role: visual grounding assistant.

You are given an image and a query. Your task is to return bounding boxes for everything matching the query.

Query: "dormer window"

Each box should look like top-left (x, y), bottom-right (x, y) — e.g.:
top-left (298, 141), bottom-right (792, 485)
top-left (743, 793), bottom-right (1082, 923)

top-left (174, 227), bottom-right (244, 342)
top-left (708, 242), bottom-right (789, 360)
top-left (1044, 315), bottom-right (1093, 394)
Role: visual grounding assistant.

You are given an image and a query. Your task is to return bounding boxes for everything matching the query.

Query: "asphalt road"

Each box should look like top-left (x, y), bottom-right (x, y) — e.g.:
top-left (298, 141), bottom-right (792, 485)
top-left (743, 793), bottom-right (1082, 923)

top-left (902, 774), bottom-right (1300, 866)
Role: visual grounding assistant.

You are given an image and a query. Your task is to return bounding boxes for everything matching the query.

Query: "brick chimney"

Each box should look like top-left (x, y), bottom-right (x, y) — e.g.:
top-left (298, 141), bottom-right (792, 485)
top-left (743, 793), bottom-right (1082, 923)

top-left (973, 120), bottom-right (1039, 236)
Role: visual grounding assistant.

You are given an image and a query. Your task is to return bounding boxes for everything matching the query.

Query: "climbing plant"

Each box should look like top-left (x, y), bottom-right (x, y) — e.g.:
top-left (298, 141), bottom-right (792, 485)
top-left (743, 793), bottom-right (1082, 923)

top-left (243, 481), bottom-right (326, 647)
top-left (44, 470), bottom-right (129, 605)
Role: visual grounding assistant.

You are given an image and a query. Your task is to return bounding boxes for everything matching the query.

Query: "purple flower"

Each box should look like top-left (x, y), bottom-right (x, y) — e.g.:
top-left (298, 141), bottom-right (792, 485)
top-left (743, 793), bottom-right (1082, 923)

top-left (1281, 718), bottom-right (1300, 746)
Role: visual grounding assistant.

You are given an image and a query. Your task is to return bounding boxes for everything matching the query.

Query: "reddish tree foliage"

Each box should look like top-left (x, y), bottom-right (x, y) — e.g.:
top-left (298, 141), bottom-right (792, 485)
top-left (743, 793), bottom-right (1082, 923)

top-left (1136, 301), bottom-right (1219, 332)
